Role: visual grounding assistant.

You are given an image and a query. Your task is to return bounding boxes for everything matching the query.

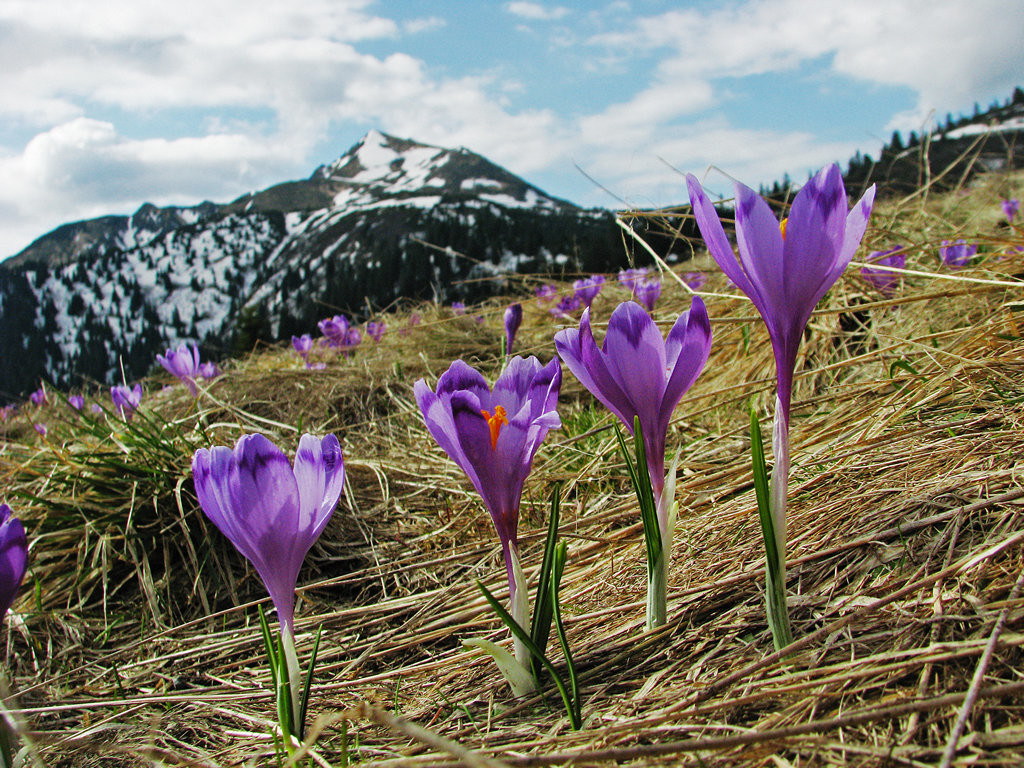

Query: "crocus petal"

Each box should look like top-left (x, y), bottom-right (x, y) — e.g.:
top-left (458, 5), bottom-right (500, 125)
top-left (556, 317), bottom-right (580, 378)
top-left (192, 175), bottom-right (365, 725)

top-left (555, 309), bottom-right (634, 431)
top-left (686, 174), bottom-right (760, 304)
top-left (293, 433), bottom-right (345, 541)
top-left (660, 296), bottom-right (713, 435)
top-left (0, 505), bottom-right (27, 620)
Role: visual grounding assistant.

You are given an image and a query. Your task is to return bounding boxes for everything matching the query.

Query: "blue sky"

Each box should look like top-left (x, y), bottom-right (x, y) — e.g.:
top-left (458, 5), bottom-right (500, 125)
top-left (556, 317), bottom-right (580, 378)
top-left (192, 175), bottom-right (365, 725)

top-left (1, 0), bottom-right (1022, 259)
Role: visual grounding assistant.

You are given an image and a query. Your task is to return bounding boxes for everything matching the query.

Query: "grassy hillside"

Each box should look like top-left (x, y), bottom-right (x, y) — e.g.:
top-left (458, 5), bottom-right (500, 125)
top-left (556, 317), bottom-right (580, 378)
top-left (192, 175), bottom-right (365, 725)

top-left (1, 168), bottom-right (1023, 766)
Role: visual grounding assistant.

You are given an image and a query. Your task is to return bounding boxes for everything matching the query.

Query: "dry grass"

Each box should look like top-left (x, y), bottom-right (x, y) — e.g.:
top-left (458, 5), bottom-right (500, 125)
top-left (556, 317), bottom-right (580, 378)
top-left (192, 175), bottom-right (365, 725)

top-left (1, 168), bottom-right (1023, 766)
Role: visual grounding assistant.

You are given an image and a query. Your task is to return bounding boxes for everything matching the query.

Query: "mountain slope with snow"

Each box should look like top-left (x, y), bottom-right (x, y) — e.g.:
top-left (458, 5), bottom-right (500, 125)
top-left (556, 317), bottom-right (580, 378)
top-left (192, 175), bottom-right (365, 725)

top-left (0, 132), bottom-right (621, 400)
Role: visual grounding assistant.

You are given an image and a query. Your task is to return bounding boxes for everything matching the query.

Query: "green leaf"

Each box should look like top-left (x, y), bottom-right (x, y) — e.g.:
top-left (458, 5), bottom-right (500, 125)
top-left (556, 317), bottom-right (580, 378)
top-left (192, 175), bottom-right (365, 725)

top-left (550, 540), bottom-right (580, 725)
top-left (530, 484), bottom-right (561, 677)
top-left (476, 580), bottom-right (581, 729)
top-left (298, 624), bottom-right (323, 739)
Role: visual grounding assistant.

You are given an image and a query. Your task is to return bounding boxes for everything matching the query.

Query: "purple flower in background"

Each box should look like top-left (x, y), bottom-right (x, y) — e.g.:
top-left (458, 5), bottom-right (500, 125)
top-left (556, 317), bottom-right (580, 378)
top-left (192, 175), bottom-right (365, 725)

top-left (33, 423), bottom-right (46, 437)
top-left (451, 301), bottom-right (466, 315)
top-left (29, 388), bottom-right (46, 407)
top-left (549, 294), bottom-right (581, 320)
top-left (408, 312), bottom-right (422, 327)
top-left (1003, 198), bottom-right (1019, 224)
top-left (192, 433), bottom-right (344, 637)
top-left (111, 384), bottom-right (143, 421)
top-left (573, 275), bottom-right (606, 308)
top-left (366, 321), bottom-right (386, 342)
top-left (157, 343), bottom-right (202, 396)
top-left (687, 164), bottom-right (873, 646)
top-left (341, 327), bottom-right (362, 353)
top-left (292, 334), bottom-right (313, 359)
top-left (618, 267), bottom-right (649, 292)
top-left (860, 246), bottom-right (906, 295)
top-left (0, 405), bottom-right (14, 422)
top-left (415, 357), bottom-right (561, 663)
top-left (68, 395), bottom-right (85, 411)
top-left (941, 239), bottom-right (977, 269)
top-left (0, 505), bottom-right (27, 620)
top-left (535, 284), bottom-right (557, 304)
top-left (90, 403), bottom-right (103, 415)
top-left (504, 303), bottom-right (523, 356)
top-left (198, 362), bottom-right (221, 380)
top-left (634, 279), bottom-right (662, 311)
top-left (682, 272), bottom-right (707, 291)
top-left (318, 314), bottom-right (350, 347)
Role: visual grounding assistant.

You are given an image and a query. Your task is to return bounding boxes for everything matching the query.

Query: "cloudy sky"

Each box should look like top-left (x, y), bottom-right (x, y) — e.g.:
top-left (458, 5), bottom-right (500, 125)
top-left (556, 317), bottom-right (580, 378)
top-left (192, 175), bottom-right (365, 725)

top-left (1, 0), bottom-right (1022, 259)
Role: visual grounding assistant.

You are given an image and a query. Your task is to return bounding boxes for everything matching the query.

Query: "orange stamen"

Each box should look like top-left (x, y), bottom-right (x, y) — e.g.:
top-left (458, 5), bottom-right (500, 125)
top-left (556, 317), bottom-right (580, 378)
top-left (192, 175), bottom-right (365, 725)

top-left (779, 217), bottom-right (788, 240)
top-left (481, 405), bottom-right (509, 449)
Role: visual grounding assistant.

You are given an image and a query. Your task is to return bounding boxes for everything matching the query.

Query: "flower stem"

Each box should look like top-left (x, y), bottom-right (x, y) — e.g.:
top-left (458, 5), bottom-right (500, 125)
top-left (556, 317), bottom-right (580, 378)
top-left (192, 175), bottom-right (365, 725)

top-left (646, 546), bottom-right (668, 630)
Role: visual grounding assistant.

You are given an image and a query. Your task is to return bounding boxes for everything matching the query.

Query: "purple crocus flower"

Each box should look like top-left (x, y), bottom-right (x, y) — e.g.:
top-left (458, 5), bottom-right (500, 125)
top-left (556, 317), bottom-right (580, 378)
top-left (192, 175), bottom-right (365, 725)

top-left (292, 334), bottom-right (313, 359)
top-left (68, 395), bottom-right (85, 411)
top-left (29, 388), bottom-right (46, 407)
top-left (618, 267), bottom-right (649, 292)
top-left (634, 279), bottom-right (662, 311)
top-left (192, 434), bottom-right (344, 636)
top-left (33, 423), bottom-right (46, 437)
top-left (682, 272), bottom-right (707, 291)
top-left (0, 505), bottom-right (27, 620)
top-left (555, 299), bottom-right (711, 521)
top-left (192, 433), bottom-right (344, 719)
top-left (535, 284), bottom-right (557, 304)
top-left (157, 343), bottom-right (202, 396)
top-left (415, 356), bottom-right (561, 669)
top-left (1003, 198), bottom-right (1019, 224)
top-left (0, 405), bottom-right (14, 422)
top-left (198, 362), bottom-right (221, 380)
top-left (504, 303), bottom-right (523, 356)
top-left (555, 299), bottom-right (710, 628)
top-left (366, 321), bottom-right (386, 342)
top-left (451, 301), bottom-right (466, 316)
top-left (318, 314), bottom-right (350, 347)
top-left (860, 246), bottom-right (906, 295)
top-left (573, 275), bottom-right (606, 308)
top-left (687, 164), bottom-right (873, 646)
top-left (549, 294), bottom-right (581, 320)
top-left (90, 403), bottom-right (103, 415)
top-left (940, 239), bottom-right (977, 269)
top-left (111, 384), bottom-right (143, 421)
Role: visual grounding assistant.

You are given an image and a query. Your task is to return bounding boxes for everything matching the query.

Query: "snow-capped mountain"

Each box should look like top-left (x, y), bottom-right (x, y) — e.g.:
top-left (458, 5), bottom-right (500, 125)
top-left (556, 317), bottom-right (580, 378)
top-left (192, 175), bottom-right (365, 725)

top-left (0, 131), bottom-right (622, 400)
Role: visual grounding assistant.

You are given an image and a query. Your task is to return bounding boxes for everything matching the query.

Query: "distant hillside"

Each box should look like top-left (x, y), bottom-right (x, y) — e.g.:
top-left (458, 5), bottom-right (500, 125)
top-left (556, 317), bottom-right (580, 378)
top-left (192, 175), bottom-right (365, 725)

top-left (0, 131), bottom-right (628, 401)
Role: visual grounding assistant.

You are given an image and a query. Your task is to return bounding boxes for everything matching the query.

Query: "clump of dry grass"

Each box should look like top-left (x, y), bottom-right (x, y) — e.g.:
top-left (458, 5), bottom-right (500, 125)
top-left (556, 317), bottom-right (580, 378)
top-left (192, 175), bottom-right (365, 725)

top-left (1, 167), bottom-right (1023, 766)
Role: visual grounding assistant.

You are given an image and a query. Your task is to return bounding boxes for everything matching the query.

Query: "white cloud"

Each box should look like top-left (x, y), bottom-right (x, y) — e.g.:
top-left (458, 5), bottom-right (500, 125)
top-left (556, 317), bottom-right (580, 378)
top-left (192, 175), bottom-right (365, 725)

top-left (505, 2), bottom-right (571, 21)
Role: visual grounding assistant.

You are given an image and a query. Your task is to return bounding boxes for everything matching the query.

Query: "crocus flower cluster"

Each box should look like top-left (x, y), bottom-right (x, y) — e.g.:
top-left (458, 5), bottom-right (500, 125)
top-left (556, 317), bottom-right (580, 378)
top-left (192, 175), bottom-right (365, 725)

top-left (687, 163), bottom-right (874, 648)
top-left (556, 299), bottom-right (711, 627)
top-left (617, 268), bottom-right (649, 292)
top-left (535, 284), bottom-right (557, 304)
top-left (572, 275), bottom-right (606, 308)
top-left (940, 239), bottom-right (977, 269)
top-left (29, 388), bottom-right (46, 407)
top-left (68, 395), bottom-right (85, 411)
top-left (860, 246), bottom-right (906, 295)
top-left (111, 384), bottom-right (143, 421)
top-left (0, 505), bottom-right (27, 621)
top-left (550, 294), bottom-right (581, 320)
top-left (634, 279), bottom-right (662, 311)
top-left (0, 405), bottom-right (13, 422)
top-left (366, 321), bottom-right (386, 343)
top-left (451, 301), bottom-right (466, 316)
top-left (157, 343), bottom-right (202, 396)
top-left (416, 356), bottom-right (561, 680)
top-left (318, 314), bottom-right (361, 352)
top-left (193, 433), bottom-right (344, 734)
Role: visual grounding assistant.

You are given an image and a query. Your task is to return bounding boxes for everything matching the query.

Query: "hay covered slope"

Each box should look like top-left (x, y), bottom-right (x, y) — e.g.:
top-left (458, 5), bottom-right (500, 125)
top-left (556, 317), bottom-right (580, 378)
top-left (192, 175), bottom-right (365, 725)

top-left (2, 172), bottom-right (1024, 766)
